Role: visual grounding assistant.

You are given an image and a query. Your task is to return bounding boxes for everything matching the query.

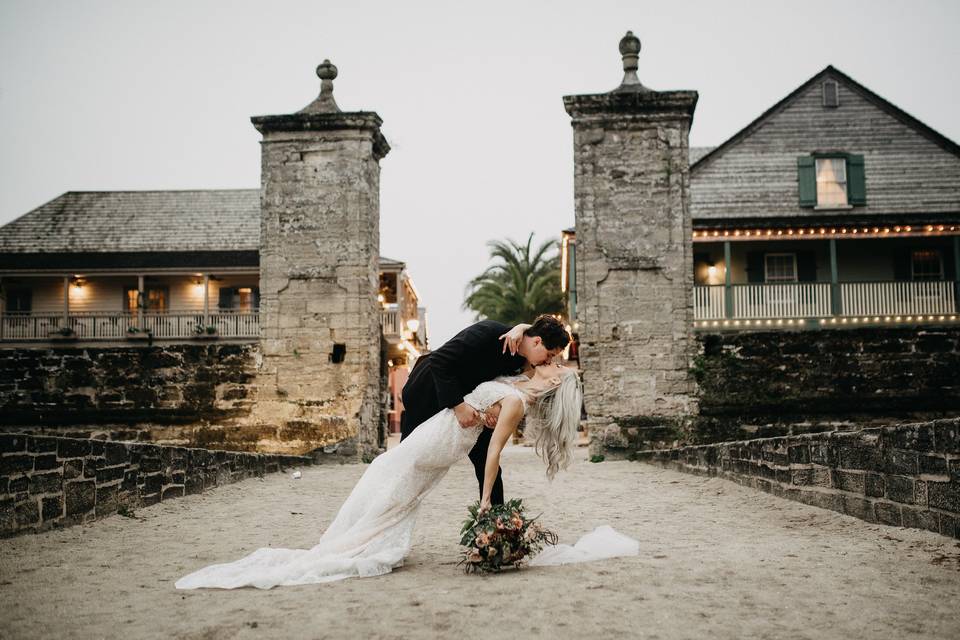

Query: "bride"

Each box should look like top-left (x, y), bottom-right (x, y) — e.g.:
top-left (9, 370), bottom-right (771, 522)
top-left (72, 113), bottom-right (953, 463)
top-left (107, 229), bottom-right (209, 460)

top-left (175, 362), bottom-right (583, 589)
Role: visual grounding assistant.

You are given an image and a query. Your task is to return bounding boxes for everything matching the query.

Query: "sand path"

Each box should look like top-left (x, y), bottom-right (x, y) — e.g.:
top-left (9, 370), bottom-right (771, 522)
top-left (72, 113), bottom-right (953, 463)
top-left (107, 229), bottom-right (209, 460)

top-left (2, 444), bottom-right (959, 640)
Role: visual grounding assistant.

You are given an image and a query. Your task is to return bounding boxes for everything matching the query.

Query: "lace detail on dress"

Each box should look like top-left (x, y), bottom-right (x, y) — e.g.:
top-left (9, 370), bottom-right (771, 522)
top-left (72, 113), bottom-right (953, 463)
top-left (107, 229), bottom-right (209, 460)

top-left (175, 376), bottom-right (527, 590)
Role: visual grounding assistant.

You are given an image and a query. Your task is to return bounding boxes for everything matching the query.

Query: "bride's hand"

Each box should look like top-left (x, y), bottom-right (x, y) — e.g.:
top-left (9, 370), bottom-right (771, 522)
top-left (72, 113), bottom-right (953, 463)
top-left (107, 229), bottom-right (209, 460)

top-left (483, 404), bottom-right (500, 427)
top-left (478, 498), bottom-right (492, 515)
top-left (499, 323), bottom-right (530, 355)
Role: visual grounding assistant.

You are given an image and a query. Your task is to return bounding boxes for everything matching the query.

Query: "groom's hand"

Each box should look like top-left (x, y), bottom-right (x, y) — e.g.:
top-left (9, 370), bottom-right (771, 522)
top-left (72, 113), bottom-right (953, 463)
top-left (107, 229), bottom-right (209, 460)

top-left (454, 402), bottom-right (482, 428)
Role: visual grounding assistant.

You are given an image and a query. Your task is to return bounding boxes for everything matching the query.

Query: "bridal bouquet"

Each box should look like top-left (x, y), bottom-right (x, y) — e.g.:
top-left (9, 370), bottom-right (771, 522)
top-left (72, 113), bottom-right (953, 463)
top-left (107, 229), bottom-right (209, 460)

top-left (459, 499), bottom-right (557, 573)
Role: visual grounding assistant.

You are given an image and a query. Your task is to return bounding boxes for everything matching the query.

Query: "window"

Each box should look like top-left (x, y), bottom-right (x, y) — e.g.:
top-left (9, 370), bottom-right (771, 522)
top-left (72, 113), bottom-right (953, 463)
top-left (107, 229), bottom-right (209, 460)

top-left (815, 158), bottom-right (847, 207)
top-left (798, 154), bottom-right (865, 207)
top-left (124, 287), bottom-right (168, 312)
top-left (218, 286), bottom-right (259, 311)
top-left (911, 250), bottom-right (943, 281)
top-left (822, 80), bottom-right (839, 108)
top-left (5, 289), bottom-right (31, 313)
top-left (765, 253), bottom-right (798, 283)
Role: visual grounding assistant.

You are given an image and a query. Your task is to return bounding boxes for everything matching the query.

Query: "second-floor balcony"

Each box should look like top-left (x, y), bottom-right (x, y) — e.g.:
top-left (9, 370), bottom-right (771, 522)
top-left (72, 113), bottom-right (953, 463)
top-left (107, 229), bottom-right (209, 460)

top-left (0, 310), bottom-right (261, 342)
top-left (694, 280), bottom-right (958, 329)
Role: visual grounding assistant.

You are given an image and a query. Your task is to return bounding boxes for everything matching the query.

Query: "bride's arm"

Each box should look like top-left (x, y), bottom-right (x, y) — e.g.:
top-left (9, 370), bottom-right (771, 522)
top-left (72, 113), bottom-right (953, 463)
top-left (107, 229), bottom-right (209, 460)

top-left (479, 395), bottom-right (524, 513)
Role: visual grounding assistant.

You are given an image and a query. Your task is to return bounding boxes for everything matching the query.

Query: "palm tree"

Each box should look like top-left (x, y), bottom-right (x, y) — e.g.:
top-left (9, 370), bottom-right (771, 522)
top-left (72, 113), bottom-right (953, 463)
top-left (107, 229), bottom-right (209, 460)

top-left (463, 233), bottom-right (565, 325)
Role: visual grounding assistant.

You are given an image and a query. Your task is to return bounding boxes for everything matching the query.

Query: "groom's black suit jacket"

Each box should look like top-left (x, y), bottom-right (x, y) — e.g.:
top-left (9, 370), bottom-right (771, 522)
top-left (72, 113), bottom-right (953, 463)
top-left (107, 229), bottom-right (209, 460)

top-left (401, 320), bottom-right (525, 430)
top-left (399, 320), bottom-right (525, 505)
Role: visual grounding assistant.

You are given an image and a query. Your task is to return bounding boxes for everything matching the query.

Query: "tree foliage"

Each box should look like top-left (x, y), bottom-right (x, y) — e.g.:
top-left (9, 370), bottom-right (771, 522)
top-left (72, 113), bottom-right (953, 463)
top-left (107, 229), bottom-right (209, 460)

top-left (463, 233), bottom-right (564, 325)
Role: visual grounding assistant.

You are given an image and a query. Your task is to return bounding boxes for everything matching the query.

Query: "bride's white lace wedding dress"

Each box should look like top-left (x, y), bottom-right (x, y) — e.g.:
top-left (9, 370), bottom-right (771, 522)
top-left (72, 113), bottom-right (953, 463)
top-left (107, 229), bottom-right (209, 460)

top-left (175, 376), bottom-right (639, 590)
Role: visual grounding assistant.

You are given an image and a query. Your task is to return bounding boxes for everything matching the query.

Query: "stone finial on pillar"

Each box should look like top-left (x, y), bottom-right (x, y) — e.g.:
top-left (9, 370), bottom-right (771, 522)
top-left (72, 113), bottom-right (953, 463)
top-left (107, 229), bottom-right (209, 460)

top-left (614, 30), bottom-right (649, 92)
top-left (563, 33), bottom-right (699, 459)
top-left (300, 59), bottom-right (342, 114)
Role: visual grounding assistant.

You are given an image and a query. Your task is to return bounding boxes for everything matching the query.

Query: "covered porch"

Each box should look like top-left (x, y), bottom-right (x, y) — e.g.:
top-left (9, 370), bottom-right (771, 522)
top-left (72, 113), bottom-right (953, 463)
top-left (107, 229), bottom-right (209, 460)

top-left (0, 271), bottom-right (260, 342)
top-left (692, 221), bottom-right (960, 329)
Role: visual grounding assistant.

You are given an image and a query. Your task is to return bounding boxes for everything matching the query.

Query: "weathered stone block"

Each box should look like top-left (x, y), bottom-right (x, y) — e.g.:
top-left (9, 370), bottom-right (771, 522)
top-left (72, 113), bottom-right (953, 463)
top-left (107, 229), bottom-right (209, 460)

top-left (0, 434), bottom-right (26, 453)
top-left (28, 472), bottom-right (62, 495)
top-left (831, 469), bottom-right (865, 494)
top-left (927, 481), bottom-right (960, 512)
top-left (0, 454), bottom-right (34, 475)
top-left (841, 495), bottom-right (877, 523)
top-left (918, 454), bottom-right (948, 477)
top-left (901, 506), bottom-right (939, 533)
top-left (41, 495), bottom-right (63, 521)
top-left (874, 502), bottom-right (902, 526)
top-left (15, 499), bottom-right (39, 526)
top-left (864, 473), bottom-right (885, 498)
top-left (57, 439), bottom-right (90, 459)
top-left (885, 475), bottom-right (916, 504)
top-left (65, 480), bottom-right (95, 516)
top-left (882, 449), bottom-right (918, 476)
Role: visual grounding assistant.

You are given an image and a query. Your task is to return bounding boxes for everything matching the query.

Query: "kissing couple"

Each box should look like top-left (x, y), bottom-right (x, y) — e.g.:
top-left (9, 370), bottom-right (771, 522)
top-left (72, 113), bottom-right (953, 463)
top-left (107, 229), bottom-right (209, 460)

top-left (177, 315), bottom-right (585, 589)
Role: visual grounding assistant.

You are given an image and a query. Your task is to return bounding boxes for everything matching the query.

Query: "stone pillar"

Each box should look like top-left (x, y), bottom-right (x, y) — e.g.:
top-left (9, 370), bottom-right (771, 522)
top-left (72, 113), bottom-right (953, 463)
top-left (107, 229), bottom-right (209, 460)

top-left (563, 32), bottom-right (698, 457)
top-left (245, 60), bottom-right (389, 461)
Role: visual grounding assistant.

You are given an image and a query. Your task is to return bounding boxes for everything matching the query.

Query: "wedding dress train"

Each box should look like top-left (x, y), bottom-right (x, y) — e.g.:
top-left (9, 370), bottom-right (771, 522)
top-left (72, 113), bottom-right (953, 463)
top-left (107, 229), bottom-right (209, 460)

top-left (175, 377), bottom-right (639, 590)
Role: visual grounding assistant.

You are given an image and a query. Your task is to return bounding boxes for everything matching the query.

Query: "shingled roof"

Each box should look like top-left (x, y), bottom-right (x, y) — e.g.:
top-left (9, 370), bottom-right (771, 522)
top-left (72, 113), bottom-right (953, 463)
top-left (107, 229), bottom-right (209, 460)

top-left (0, 190), bottom-right (261, 253)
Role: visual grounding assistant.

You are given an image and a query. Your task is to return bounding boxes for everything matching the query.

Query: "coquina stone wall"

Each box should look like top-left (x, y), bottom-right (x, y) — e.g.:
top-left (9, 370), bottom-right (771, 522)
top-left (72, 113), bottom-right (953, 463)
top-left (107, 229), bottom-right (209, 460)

top-left (0, 343), bottom-right (384, 456)
top-left (0, 344), bottom-right (257, 425)
top-left (593, 326), bottom-right (960, 457)
top-left (0, 432), bottom-right (311, 537)
top-left (633, 418), bottom-right (960, 540)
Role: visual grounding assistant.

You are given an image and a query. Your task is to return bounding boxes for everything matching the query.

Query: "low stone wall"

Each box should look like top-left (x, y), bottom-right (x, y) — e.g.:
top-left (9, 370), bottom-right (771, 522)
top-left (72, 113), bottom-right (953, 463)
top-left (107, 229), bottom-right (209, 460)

top-left (592, 327), bottom-right (960, 458)
top-left (0, 343), bottom-right (258, 425)
top-left (0, 433), bottom-right (311, 537)
top-left (633, 417), bottom-right (960, 540)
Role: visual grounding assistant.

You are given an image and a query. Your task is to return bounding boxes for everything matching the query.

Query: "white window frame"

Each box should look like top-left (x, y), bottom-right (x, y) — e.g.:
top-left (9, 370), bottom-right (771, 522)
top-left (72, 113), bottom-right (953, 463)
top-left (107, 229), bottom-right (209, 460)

top-left (815, 157), bottom-right (848, 207)
top-left (764, 253), bottom-right (798, 283)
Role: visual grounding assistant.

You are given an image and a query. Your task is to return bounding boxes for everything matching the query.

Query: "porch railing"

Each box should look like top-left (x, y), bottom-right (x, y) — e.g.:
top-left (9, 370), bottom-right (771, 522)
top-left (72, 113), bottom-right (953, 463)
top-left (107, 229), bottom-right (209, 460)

top-left (732, 283), bottom-right (832, 319)
top-left (694, 280), bottom-right (958, 325)
top-left (0, 310), bottom-right (260, 341)
top-left (840, 281), bottom-right (957, 316)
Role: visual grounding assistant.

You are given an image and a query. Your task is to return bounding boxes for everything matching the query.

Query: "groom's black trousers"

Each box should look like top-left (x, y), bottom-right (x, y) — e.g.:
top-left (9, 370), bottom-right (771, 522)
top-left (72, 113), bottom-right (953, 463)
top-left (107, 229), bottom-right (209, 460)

top-left (400, 375), bottom-right (505, 506)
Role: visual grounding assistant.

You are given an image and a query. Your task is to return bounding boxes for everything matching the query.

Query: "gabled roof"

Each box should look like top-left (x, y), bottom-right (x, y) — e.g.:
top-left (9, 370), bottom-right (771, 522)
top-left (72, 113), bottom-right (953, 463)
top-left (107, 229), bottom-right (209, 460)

top-left (0, 190), bottom-right (261, 253)
top-left (691, 65), bottom-right (960, 172)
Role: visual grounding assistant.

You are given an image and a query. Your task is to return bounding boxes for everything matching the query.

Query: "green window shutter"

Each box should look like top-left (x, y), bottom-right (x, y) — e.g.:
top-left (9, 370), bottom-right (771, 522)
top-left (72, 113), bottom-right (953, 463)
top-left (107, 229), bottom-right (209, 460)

top-left (797, 156), bottom-right (816, 207)
top-left (847, 154), bottom-right (866, 205)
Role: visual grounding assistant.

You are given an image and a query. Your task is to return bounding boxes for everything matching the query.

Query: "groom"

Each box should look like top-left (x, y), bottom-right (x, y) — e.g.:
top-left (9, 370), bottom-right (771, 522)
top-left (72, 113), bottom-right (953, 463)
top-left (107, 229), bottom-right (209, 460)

top-left (400, 315), bottom-right (570, 505)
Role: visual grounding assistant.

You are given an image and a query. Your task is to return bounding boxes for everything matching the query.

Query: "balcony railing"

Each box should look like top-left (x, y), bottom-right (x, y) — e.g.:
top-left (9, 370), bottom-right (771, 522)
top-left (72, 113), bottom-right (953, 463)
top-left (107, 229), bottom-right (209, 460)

top-left (694, 280), bottom-right (958, 328)
top-left (380, 309), bottom-right (400, 336)
top-left (0, 310), bottom-right (260, 342)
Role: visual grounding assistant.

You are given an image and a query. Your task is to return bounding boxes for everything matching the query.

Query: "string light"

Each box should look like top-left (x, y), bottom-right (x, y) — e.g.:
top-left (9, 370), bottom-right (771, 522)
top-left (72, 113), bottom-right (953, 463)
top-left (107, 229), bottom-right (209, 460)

top-left (691, 224), bottom-right (957, 241)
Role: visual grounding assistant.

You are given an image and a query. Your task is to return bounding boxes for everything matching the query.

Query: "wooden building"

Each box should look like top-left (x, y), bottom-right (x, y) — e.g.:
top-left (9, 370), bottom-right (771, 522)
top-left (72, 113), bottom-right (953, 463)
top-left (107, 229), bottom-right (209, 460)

top-left (561, 65), bottom-right (960, 331)
top-left (0, 189), bottom-right (428, 431)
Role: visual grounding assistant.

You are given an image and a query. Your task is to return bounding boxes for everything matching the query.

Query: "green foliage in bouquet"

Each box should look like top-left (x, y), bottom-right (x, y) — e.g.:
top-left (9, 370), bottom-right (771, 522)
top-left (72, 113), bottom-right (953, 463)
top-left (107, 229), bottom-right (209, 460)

top-left (459, 498), bottom-right (557, 574)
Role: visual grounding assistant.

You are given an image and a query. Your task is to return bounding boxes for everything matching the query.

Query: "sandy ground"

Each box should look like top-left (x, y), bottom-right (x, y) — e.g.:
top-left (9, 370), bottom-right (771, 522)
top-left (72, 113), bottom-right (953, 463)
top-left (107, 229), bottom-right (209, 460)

top-left (2, 442), bottom-right (960, 640)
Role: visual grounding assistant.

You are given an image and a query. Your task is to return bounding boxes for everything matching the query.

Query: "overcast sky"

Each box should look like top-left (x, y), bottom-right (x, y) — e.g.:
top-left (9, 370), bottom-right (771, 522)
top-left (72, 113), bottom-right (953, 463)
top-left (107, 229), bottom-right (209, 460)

top-left (1, 0), bottom-right (958, 344)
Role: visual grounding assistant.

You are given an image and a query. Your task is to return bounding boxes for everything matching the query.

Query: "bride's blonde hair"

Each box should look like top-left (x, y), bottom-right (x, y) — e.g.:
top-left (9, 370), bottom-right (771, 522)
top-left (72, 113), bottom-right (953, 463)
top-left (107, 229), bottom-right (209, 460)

top-left (524, 370), bottom-right (583, 480)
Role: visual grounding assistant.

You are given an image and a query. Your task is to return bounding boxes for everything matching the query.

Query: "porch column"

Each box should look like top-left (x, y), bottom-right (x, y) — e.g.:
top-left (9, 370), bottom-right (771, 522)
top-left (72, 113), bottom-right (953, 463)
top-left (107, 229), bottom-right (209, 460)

top-left (62, 276), bottom-right (69, 326)
top-left (829, 239), bottom-right (840, 316)
top-left (723, 241), bottom-right (733, 318)
top-left (202, 274), bottom-right (210, 326)
top-left (137, 275), bottom-right (144, 329)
